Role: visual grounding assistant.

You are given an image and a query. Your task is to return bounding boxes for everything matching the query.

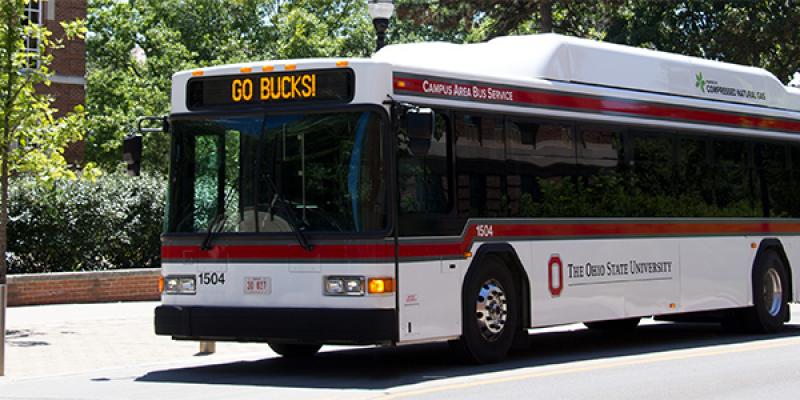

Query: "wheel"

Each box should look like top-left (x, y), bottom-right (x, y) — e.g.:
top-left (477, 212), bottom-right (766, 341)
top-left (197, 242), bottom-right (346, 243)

top-left (268, 342), bottom-right (322, 358)
top-left (738, 251), bottom-right (790, 333)
top-left (450, 255), bottom-right (519, 364)
top-left (584, 317), bottom-right (640, 332)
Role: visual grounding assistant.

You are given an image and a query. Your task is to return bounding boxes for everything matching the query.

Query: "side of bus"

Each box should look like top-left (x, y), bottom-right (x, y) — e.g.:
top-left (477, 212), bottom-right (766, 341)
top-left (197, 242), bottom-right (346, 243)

top-left (391, 91), bottom-right (800, 362)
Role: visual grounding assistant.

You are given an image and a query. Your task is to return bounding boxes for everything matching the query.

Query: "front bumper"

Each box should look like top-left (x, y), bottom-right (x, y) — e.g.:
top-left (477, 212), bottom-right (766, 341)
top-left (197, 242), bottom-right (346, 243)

top-left (155, 305), bottom-right (397, 345)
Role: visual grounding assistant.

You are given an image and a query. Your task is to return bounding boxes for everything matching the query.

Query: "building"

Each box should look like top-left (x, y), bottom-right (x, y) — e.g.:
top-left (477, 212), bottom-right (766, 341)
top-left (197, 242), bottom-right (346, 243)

top-left (23, 0), bottom-right (87, 162)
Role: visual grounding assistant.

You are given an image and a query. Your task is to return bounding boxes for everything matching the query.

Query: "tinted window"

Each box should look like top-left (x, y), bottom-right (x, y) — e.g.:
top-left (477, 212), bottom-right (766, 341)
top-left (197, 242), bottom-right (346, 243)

top-left (397, 111), bottom-right (454, 236)
top-left (506, 120), bottom-right (575, 217)
top-left (455, 114), bottom-right (507, 218)
top-left (577, 125), bottom-right (625, 217)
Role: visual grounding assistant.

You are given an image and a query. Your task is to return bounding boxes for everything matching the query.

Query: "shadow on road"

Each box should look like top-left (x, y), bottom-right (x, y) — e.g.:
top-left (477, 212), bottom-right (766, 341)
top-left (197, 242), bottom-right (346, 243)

top-left (135, 322), bottom-right (800, 390)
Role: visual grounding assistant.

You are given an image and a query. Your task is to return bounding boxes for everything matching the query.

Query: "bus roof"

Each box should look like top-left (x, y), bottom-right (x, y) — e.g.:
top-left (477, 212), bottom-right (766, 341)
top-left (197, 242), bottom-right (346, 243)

top-left (373, 33), bottom-right (800, 112)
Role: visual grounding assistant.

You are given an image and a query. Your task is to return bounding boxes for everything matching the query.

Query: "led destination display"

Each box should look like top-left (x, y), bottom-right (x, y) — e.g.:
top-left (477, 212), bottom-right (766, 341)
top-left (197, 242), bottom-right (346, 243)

top-left (187, 69), bottom-right (354, 109)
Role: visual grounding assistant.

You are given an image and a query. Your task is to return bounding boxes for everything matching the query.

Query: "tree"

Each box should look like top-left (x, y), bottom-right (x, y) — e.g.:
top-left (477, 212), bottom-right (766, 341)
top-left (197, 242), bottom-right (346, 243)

top-left (605, 0), bottom-right (800, 83)
top-left (0, 1), bottom-right (91, 284)
top-left (86, 0), bottom-right (374, 174)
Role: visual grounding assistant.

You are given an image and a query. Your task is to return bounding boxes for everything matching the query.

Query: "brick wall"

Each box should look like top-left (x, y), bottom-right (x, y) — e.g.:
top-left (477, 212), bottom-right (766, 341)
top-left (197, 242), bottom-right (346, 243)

top-left (44, 0), bottom-right (86, 78)
top-left (40, 0), bottom-right (87, 163)
top-left (6, 269), bottom-right (161, 306)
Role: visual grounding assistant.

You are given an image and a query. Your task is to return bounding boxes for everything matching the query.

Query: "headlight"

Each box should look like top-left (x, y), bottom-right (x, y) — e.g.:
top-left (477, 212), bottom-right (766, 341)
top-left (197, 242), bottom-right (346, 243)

top-left (324, 276), bottom-right (364, 296)
top-left (164, 275), bottom-right (196, 295)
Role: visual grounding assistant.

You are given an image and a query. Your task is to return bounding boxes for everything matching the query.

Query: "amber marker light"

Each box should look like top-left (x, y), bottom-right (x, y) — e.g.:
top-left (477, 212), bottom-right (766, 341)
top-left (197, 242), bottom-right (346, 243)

top-left (396, 80), bottom-right (407, 88)
top-left (368, 278), bottom-right (395, 294)
top-left (464, 251), bottom-right (473, 258)
top-left (191, 70), bottom-right (204, 76)
top-left (158, 276), bottom-right (165, 294)
top-left (284, 64), bottom-right (297, 71)
top-left (240, 67), bottom-right (253, 73)
top-left (336, 60), bottom-right (349, 67)
top-left (262, 65), bottom-right (274, 72)
top-left (751, 242), bottom-right (758, 249)
top-left (669, 303), bottom-right (677, 309)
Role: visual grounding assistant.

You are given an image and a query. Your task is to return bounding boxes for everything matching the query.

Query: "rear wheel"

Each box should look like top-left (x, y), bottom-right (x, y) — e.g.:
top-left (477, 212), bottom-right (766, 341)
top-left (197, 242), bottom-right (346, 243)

top-left (450, 256), bottom-right (519, 364)
top-left (584, 317), bottom-right (640, 332)
top-left (268, 343), bottom-right (322, 358)
top-left (739, 251), bottom-right (789, 333)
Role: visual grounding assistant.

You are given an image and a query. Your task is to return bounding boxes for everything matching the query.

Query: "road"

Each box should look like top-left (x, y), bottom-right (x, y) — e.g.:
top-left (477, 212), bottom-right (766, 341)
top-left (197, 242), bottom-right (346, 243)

top-left (1, 305), bottom-right (799, 400)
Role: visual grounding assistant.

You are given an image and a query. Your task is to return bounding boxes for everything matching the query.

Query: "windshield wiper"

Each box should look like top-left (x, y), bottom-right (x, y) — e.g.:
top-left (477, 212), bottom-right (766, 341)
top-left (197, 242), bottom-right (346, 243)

top-left (263, 173), bottom-right (314, 252)
top-left (200, 212), bottom-right (226, 251)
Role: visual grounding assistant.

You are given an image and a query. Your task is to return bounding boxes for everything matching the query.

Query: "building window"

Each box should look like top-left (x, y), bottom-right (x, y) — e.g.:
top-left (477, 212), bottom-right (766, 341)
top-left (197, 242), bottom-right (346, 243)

top-left (23, 1), bottom-right (42, 69)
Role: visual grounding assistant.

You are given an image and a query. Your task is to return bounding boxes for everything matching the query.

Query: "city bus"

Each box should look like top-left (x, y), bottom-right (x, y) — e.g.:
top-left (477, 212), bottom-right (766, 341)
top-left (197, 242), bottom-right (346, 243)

top-left (151, 33), bottom-right (800, 363)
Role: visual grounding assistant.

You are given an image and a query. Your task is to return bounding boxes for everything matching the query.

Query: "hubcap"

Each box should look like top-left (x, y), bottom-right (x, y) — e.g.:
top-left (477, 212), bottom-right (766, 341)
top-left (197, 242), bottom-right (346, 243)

top-left (476, 279), bottom-right (508, 341)
top-left (763, 268), bottom-right (783, 317)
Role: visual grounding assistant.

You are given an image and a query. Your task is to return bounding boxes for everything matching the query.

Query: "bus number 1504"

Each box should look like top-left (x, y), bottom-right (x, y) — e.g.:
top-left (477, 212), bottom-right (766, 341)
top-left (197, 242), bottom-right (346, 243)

top-left (476, 224), bottom-right (494, 238)
top-left (198, 272), bottom-right (226, 285)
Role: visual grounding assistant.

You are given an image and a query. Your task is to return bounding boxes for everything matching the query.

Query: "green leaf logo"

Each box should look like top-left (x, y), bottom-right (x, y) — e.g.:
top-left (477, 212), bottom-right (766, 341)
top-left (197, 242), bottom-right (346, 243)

top-left (695, 72), bottom-right (706, 93)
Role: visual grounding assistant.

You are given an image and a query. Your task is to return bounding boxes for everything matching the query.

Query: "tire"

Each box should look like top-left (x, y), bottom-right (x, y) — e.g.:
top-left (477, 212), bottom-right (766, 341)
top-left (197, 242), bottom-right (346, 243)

top-left (268, 343), bottom-right (322, 358)
top-left (737, 250), bottom-right (790, 333)
top-left (450, 255), bottom-right (519, 364)
top-left (584, 317), bottom-right (640, 332)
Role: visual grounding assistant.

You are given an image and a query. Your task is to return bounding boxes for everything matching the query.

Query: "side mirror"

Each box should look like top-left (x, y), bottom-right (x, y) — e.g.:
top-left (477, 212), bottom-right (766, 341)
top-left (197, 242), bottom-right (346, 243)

top-left (122, 116), bottom-right (167, 177)
top-left (406, 108), bottom-right (435, 156)
top-left (122, 135), bottom-right (142, 176)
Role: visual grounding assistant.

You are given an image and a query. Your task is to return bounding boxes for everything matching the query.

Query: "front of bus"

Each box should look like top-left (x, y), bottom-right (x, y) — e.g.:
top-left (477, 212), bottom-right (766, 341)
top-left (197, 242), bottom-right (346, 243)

top-left (154, 60), bottom-right (398, 348)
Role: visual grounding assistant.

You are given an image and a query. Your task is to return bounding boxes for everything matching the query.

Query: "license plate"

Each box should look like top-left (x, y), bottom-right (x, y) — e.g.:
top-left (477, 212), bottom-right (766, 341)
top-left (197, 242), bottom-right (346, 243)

top-left (244, 277), bottom-right (271, 295)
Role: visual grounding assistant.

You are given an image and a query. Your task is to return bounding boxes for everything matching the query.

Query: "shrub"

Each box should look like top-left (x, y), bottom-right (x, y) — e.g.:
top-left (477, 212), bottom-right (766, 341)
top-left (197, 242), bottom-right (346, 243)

top-left (7, 174), bottom-right (166, 274)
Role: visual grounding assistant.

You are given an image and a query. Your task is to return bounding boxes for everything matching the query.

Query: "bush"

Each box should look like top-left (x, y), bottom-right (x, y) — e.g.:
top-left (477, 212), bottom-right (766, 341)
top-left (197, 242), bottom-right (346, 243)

top-left (7, 174), bottom-right (166, 274)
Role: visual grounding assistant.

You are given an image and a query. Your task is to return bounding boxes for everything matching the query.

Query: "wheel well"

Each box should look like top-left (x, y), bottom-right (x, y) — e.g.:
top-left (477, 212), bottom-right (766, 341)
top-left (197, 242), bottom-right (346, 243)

top-left (756, 238), bottom-right (793, 302)
top-left (469, 243), bottom-right (531, 330)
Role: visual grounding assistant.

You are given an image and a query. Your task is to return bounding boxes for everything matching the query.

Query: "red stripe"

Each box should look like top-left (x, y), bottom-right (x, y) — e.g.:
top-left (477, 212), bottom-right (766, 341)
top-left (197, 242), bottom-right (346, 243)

top-left (393, 76), bottom-right (800, 133)
top-left (162, 221), bottom-right (800, 261)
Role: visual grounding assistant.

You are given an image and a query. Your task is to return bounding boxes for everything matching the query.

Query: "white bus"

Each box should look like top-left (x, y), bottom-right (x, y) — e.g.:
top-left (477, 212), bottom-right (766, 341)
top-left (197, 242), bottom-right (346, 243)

top-left (153, 34), bottom-right (800, 363)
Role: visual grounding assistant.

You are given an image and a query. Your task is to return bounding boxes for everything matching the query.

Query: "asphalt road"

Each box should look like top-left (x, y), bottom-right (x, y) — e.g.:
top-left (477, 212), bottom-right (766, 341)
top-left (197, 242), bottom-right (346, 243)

top-left (2, 307), bottom-right (800, 400)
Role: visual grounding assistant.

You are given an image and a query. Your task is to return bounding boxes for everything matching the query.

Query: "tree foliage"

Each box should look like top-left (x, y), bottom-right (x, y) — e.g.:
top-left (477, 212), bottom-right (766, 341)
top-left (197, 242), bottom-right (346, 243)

top-left (0, 0), bottom-right (93, 281)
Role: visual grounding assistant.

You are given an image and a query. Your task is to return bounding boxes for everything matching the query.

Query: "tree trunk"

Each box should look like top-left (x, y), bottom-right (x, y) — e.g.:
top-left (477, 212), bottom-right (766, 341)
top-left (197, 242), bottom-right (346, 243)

top-left (540, 0), bottom-right (554, 33)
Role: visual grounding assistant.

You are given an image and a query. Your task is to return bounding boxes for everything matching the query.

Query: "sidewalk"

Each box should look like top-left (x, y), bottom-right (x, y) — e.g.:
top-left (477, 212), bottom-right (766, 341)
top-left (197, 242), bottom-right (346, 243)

top-left (1, 302), bottom-right (266, 380)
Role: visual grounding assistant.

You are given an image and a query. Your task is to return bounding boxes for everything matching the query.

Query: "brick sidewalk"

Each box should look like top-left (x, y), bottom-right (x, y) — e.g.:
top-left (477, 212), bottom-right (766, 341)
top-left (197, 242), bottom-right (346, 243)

top-left (2, 302), bottom-right (267, 379)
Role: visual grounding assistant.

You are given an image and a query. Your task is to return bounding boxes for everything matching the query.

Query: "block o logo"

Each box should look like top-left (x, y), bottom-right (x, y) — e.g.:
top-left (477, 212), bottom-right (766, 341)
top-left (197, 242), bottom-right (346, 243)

top-left (548, 254), bottom-right (564, 297)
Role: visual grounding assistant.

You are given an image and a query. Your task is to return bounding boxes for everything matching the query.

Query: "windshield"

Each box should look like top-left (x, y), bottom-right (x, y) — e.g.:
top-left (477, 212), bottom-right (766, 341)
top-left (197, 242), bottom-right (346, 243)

top-left (166, 111), bottom-right (387, 234)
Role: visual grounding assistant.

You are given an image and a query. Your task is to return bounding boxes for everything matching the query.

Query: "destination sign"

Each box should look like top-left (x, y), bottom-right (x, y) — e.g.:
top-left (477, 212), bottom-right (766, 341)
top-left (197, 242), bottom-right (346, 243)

top-left (187, 69), bottom-right (354, 109)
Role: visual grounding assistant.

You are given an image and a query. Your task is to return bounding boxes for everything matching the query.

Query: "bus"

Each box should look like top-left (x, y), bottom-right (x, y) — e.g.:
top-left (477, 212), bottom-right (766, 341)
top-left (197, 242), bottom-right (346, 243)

top-left (151, 33), bottom-right (800, 363)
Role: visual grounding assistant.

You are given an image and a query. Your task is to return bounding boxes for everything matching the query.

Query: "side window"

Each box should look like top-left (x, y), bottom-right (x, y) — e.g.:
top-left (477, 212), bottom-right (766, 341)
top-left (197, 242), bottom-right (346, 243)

top-left (675, 136), bottom-right (711, 216)
top-left (576, 125), bottom-right (625, 217)
top-left (712, 140), bottom-right (758, 217)
top-left (754, 143), bottom-right (789, 217)
top-left (506, 120), bottom-right (575, 217)
top-left (629, 131), bottom-right (674, 217)
top-left (454, 113), bottom-right (506, 218)
top-left (398, 112), bottom-right (451, 214)
top-left (397, 110), bottom-right (452, 236)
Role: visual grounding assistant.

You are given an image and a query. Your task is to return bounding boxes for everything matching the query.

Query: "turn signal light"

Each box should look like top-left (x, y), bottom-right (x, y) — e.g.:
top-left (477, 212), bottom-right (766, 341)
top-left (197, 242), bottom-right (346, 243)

top-left (368, 278), bottom-right (394, 294)
top-left (158, 276), bottom-right (165, 293)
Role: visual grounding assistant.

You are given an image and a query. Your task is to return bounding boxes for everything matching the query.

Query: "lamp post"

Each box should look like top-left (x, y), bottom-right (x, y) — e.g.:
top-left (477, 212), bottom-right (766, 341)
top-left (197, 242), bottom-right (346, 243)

top-left (367, 0), bottom-right (394, 51)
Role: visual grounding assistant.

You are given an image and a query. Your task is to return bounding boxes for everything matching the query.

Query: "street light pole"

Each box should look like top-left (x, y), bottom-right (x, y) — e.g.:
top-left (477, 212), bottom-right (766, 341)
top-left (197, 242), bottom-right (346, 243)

top-left (367, 0), bottom-right (395, 51)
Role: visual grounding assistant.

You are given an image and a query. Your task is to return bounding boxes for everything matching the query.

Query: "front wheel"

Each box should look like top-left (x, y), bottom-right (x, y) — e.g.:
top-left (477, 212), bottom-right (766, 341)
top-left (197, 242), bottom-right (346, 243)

top-left (268, 343), bottom-right (322, 358)
top-left (450, 256), bottom-right (519, 364)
